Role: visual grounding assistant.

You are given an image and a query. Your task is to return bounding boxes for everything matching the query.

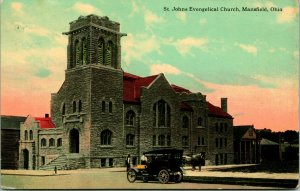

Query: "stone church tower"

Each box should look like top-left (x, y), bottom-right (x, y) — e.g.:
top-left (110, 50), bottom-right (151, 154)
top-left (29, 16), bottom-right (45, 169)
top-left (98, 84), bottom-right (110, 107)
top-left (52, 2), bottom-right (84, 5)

top-left (51, 15), bottom-right (127, 167)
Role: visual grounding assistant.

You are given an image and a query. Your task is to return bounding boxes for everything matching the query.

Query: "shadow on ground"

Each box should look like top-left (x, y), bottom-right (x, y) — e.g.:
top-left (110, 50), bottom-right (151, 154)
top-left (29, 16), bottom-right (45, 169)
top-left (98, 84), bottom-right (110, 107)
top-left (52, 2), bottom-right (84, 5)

top-left (210, 160), bottom-right (299, 173)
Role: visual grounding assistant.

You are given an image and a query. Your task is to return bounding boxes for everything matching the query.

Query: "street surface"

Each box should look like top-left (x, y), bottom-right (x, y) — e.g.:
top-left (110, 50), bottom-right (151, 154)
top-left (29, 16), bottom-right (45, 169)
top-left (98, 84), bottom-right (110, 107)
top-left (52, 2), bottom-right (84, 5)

top-left (1, 169), bottom-right (280, 189)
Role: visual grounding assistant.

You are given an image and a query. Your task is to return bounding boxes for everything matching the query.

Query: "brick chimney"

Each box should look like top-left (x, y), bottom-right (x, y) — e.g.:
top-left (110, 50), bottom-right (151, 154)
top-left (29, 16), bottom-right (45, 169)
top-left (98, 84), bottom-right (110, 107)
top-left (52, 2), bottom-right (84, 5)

top-left (221, 98), bottom-right (227, 112)
top-left (45, 113), bottom-right (49, 118)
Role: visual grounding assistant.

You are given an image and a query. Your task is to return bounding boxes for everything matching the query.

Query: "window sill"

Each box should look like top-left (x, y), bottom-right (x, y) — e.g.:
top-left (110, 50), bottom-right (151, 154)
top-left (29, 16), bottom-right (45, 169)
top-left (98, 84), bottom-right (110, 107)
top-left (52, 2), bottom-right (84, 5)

top-left (182, 146), bottom-right (189, 148)
top-left (196, 126), bottom-right (206, 129)
top-left (152, 145), bottom-right (171, 148)
top-left (126, 145), bottom-right (136, 148)
top-left (125, 125), bottom-right (135, 128)
top-left (196, 145), bottom-right (208, 147)
top-left (154, 127), bottom-right (170, 129)
top-left (100, 145), bottom-right (114, 148)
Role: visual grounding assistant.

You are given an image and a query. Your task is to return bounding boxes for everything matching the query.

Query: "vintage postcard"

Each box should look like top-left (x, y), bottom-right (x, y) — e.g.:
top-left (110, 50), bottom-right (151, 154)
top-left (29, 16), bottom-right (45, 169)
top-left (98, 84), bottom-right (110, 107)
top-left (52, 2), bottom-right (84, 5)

top-left (1, 0), bottom-right (299, 190)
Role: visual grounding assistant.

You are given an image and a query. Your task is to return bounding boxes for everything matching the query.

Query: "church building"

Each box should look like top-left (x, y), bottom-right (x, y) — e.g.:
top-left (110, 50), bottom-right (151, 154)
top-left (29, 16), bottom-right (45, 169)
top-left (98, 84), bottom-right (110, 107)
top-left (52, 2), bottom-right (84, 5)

top-left (19, 15), bottom-right (234, 170)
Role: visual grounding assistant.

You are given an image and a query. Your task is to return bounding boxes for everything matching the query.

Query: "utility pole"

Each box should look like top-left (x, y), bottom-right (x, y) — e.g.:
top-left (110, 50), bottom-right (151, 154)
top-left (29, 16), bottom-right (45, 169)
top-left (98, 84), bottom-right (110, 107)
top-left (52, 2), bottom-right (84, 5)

top-left (279, 132), bottom-right (282, 162)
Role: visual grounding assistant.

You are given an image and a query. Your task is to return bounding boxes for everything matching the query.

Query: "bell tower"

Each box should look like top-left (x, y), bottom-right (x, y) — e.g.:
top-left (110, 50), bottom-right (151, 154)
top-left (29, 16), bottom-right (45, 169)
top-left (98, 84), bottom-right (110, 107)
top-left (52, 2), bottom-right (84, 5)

top-left (63, 15), bottom-right (126, 70)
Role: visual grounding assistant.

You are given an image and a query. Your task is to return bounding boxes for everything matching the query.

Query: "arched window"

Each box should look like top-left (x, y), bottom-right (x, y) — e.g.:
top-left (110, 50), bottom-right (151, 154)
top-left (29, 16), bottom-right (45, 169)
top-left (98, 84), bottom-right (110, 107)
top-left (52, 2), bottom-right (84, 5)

top-left (82, 38), bottom-right (87, 64)
top-left (73, 101), bottom-right (76, 113)
top-left (125, 110), bottom-right (135, 126)
top-left (167, 135), bottom-right (171, 146)
top-left (182, 116), bottom-right (189, 128)
top-left (198, 117), bottom-right (203, 126)
top-left (152, 135), bottom-right (156, 146)
top-left (220, 123), bottom-right (223, 133)
top-left (101, 130), bottom-right (112, 145)
top-left (78, 100), bottom-right (82, 112)
top-left (97, 38), bottom-right (104, 65)
top-left (158, 135), bottom-right (165, 146)
top-left (75, 40), bottom-right (80, 65)
top-left (57, 138), bottom-right (62, 147)
top-left (182, 136), bottom-right (189, 146)
top-left (62, 103), bottom-right (65, 115)
top-left (49, 138), bottom-right (55, 147)
top-left (153, 100), bottom-right (170, 127)
top-left (224, 123), bottom-right (228, 132)
top-left (29, 130), bottom-right (33, 140)
top-left (109, 101), bottom-right (112, 113)
top-left (126, 134), bottom-right (135, 146)
top-left (215, 123), bottom-right (219, 132)
top-left (41, 138), bottom-right (46, 147)
top-left (24, 130), bottom-right (28, 140)
top-left (102, 101), bottom-right (106, 112)
top-left (106, 41), bottom-right (113, 65)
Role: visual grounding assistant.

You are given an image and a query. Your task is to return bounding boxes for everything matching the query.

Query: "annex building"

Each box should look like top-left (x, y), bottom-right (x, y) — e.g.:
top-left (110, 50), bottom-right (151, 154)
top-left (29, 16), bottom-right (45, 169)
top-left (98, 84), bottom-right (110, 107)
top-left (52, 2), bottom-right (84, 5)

top-left (18, 15), bottom-right (234, 170)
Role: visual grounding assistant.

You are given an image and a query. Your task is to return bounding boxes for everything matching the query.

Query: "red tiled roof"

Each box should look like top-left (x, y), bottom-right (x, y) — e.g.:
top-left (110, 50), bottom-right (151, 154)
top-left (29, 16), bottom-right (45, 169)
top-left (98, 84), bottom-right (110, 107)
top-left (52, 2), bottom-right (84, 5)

top-left (171, 84), bottom-right (192, 94)
top-left (34, 117), bottom-right (55, 129)
top-left (180, 102), bottom-right (193, 111)
top-left (123, 72), bottom-right (158, 103)
top-left (207, 102), bottom-right (233, 119)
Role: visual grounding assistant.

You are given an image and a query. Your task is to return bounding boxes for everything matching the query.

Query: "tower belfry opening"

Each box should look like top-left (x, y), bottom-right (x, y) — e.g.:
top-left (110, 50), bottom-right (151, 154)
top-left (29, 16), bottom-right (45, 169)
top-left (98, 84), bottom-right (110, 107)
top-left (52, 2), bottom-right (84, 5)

top-left (63, 14), bottom-right (127, 70)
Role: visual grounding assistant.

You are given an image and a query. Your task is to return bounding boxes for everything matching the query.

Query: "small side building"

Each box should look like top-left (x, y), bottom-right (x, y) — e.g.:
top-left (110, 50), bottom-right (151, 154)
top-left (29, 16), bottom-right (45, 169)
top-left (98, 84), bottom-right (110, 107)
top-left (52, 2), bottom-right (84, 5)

top-left (233, 125), bottom-right (261, 164)
top-left (1, 115), bottom-right (26, 169)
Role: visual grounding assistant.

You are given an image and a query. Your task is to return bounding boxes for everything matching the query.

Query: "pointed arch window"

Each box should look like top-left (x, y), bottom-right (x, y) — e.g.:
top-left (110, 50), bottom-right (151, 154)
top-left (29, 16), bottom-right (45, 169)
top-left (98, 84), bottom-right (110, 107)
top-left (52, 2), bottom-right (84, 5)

top-left (41, 138), bottom-right (46, 147)
top-left (125, 110), bottom-right (135, 126)
top-left (75, 40), bottom-right (80, 65)
top-left (73, 101), bottom-right (76, 113)
top-left (158, 135), bottom-right (165, 146)
top-left (101, 130), bottom-right (112, 145)
top-left (82, 38), bottom-right (87, 65)
top-left (182, 136), bottom-right (189, 147)
top-left (153, 100), bottom-right (170, 127)
top-left (102, 101), bottom-right (106, 112)
top-left (126, 134), bottom-right (135, 146)
top-left (29, 130), bottom-right (33, 140)
top-left (49, 138), bottom-right (55, 147)
top-left (57, 138), bottom-right (62, 147)
top-left (24, 130), bottom-right (28, 140)
top-left (109, 101), bottom-right (112, 113)
top-left (78, 100), bottom-right (82, 112)
top-left (62, 103), bottom-right (66, 115)
top-left (152, 135), bottom-right (156, 146)
top-left (198, 117), bottom-right (203, 126)
top-left (182, 116), bottom-right (189, 128)
top-left (97, 38), bottom-right (104, 65)
top-left (106, 41), bottom-right (113, 66)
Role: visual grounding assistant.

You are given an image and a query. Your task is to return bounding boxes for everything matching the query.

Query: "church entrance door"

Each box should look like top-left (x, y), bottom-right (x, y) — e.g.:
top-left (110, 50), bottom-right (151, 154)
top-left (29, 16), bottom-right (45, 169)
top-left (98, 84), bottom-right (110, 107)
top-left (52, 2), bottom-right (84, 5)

top-left (70, 129), bottom-right (79, 153)
top-left (23, 149), bottom-right (29, 169)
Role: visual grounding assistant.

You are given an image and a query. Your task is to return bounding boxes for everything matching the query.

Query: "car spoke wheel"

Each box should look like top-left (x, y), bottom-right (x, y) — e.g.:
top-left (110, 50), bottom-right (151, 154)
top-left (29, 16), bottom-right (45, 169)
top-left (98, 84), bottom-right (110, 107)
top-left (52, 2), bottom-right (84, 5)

top-left (174, 171), bottom-right (183, 183)
top-left (158, 169), bottom-right (169, 184)
top-left (127, 169), bottom-right (137, 183)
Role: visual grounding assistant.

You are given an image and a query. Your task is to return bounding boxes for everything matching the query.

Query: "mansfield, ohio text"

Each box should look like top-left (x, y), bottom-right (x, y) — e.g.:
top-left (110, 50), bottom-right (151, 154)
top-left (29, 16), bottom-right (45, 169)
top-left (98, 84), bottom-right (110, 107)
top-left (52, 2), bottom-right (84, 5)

top-left (164, 6), bottom-right (283, 12)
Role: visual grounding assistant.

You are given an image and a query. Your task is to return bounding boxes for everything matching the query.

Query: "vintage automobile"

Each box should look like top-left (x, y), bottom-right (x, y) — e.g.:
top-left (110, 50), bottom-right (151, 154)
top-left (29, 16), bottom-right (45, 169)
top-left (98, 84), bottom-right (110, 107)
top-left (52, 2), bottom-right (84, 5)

top-left (127, 149), bottom-right (184, 184)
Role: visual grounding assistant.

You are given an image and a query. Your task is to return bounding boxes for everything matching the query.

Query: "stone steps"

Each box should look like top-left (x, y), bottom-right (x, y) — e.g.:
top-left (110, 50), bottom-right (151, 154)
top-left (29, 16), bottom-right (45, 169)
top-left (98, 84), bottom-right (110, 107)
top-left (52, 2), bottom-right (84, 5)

top-left (39, 154), bottom-right (86, 170)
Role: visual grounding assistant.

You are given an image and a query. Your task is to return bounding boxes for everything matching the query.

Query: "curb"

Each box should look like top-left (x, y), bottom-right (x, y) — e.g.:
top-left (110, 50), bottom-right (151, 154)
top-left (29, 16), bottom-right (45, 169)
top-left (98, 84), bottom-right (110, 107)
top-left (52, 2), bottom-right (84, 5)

top-left (183, 176), bottom-right (299, 188)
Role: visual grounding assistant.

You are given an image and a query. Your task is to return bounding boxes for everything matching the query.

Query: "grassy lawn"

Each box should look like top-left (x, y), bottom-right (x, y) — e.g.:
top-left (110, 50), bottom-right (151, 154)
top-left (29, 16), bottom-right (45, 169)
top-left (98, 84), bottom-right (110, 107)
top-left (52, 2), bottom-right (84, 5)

top-left (212, 160), bottom-right (299, 173)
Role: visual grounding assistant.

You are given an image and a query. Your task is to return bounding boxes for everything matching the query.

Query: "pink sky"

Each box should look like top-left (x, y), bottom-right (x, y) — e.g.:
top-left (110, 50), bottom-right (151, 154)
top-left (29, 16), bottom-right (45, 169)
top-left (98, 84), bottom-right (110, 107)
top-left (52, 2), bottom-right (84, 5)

top-left (1, 77), bottom-right (298, 132)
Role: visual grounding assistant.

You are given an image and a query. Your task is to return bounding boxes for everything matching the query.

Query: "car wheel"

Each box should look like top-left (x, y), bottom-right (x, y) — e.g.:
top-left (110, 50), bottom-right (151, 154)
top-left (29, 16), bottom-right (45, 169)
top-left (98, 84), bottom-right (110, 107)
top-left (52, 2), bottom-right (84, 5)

top-left (127, 169), bottom-right (137, 183)
top-left (174, 171), bottom-right (183, 183)
top-left (158, 169), bottom-right (170, 184)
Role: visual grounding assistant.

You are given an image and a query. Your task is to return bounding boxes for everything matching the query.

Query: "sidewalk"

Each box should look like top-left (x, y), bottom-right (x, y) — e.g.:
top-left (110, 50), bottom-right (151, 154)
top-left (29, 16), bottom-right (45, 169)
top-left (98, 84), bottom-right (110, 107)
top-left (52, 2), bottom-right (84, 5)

top-left (1, 164), bottom-right (299, 188)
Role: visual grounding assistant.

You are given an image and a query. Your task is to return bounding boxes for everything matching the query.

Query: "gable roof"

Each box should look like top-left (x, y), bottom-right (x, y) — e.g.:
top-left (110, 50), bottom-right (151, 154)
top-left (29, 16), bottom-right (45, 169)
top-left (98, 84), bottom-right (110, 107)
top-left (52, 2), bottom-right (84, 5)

top-left (123, 72), bottom-right (159, 103)
top-left (207, 102), bottom-right (233, 119)
top-left (261, 138), bottom-right (279, 145)
top-left (34, 117), bottom-right (55, 129)
top-left (234, 125), bottom-right (256, 140)
top-left (171, 84), bottom-right (192, 94)
top-left (180, 102), bottom-right (194, 111)
top-left (1, 115), bottom-right (26, 130)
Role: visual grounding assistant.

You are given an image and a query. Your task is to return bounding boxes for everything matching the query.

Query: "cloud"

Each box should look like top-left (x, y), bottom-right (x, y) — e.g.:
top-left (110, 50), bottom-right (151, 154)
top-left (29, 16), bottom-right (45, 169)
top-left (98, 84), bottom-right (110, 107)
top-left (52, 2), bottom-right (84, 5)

top-left (11, 2), bottom-right (23, 12)
top-left (237, 43), bottom-right (257, 55)
top-left (122, 33), bottom-right (161, 65)
top-left (176, 12), bottom-right (186, 22)
top-left (144, 9), bottom-right (165, 25)
top-left (72, 2), bottom-right (100, 14)
top-left (171, 37), bottom-right (208, 55)
top-left (24, 25), bottom-right (49, 36)
top-left (277, 7), bottom-right (298, 23)
top-left (150, 64), bottom-right (181, 75)
top-left (293, 51), bottom-right (299, 60)
top-left (129, 0), bottom-right (140, 17)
